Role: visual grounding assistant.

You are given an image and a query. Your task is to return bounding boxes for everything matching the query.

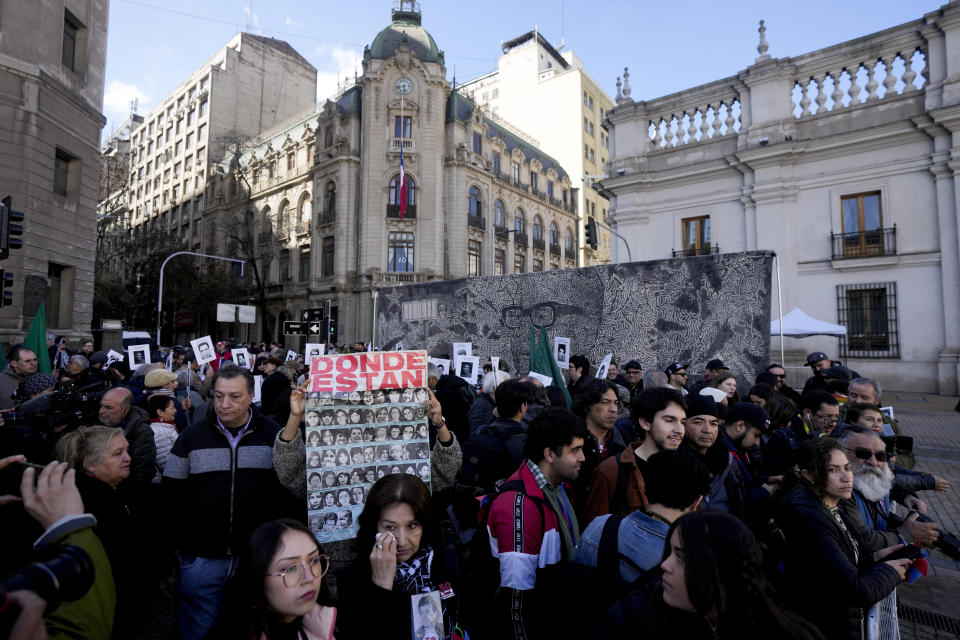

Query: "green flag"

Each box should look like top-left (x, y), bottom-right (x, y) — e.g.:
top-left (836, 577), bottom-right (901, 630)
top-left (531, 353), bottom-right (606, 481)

top-left (0, 342), bottom-right (6, 370)
top-left (528, 325), bottom-right (572, 407)
top-left (24, 302), bottom-right (52, 374)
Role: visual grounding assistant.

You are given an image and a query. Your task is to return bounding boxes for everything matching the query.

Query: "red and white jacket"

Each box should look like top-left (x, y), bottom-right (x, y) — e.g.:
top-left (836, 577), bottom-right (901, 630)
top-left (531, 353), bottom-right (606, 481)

top-left (486, 461), bottom-right (563, 591)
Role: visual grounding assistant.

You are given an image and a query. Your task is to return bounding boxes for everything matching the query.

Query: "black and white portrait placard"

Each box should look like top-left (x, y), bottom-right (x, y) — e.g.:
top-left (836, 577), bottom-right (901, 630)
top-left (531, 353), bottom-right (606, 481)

top-left (127, 344), bottom-right (150, 368)
top-left (190, 336), bottom-right (217, 365)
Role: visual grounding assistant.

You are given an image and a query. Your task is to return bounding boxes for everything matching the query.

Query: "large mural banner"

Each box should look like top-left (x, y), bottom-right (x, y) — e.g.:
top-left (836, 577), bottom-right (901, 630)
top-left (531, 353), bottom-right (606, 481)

top-left (375, 251), bottom-right (773, 384)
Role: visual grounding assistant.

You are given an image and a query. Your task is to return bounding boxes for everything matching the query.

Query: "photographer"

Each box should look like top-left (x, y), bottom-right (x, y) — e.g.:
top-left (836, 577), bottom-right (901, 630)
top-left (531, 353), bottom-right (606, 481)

top-left (0, 456), bottom-right (116, 640)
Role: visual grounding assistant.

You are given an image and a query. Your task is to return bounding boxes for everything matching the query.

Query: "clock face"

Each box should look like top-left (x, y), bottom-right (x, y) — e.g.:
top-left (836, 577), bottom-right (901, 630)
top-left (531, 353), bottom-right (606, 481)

top-left (396, 77), bottom-right (413, 95)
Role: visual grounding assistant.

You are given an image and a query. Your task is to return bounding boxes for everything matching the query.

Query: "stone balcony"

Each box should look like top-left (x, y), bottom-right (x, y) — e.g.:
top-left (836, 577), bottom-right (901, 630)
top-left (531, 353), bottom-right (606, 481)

top-left (388, 138), bottom-right (416, 155)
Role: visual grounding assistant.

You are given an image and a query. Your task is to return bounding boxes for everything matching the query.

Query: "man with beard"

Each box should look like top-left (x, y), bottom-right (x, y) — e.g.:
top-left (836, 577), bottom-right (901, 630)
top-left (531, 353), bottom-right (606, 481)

top-left (837, 427), bottom-right (940, 548)
top-left (718, 403), bottom-right (780, 526)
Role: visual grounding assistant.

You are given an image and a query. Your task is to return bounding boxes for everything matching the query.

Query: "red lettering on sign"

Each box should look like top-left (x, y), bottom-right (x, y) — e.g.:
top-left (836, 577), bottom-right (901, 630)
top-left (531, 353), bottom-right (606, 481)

top-left (310, 357), bottom-right (334, 377)
top-left (337, 355), bottom-right (358, 373)
top-left (401, 370), bottom-right (424, 388)
top-left (334, 372), bottom-right (358, 391)
top-left (380, 371), bottom-right (400, 389)
top-left (407, 352), bottom-right (425, 370)
top-left (384, 352), bottom-right (404, 370)
top-left (359, 352), bottom-right (381, 372)
top-left (310, 375), bottom-right (333, 393)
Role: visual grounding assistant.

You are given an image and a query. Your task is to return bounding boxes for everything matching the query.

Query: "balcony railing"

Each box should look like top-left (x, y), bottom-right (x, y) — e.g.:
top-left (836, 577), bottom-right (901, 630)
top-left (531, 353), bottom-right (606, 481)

top-left (318, 210), bottom-right (335, 226)
top-left (514, 232), bottom-right (529, 247)
top-left (296, 221), bottom-right (311, 237)
top-left (376, 272), bottom-right (430, 284)
top-left (672, 245), bottom-right (719, 257)
top-left (468, 214), bottom-right (485, 230)
top-left (388, 138), bottom-right (416, 154)
top-left (512, 178), bottom-right (527, 191)
top-left (533, 237), bottom-right (545, 251)
top-left (494, 225), bottom-right (509, 237)
top-left (549, 243), bottom-right (561, 256)
top-left (549, 196), bottom-right (563, 208)
top-left (386, 204), bottom-right (417, 219)
top-left (831, 227), bottom-right (896, 260)
top-left (496, 172), bottom-right (512, 184)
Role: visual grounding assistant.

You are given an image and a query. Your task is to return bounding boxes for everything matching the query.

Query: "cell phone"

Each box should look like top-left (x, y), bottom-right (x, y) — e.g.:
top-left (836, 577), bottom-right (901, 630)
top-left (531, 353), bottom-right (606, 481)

top-left (883, 545), bottom-right (923, 562)
top-left (0, 460), bottom-right (47, 496)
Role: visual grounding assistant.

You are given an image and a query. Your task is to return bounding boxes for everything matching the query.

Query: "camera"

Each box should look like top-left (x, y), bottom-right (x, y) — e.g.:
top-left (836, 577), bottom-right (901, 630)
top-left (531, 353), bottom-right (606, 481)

top-left (0, 545), bottom-right (94, 635)
top-left (12, 380), bottom-right (111, 432)
top-left (916, 513), bottom-right (960, 561)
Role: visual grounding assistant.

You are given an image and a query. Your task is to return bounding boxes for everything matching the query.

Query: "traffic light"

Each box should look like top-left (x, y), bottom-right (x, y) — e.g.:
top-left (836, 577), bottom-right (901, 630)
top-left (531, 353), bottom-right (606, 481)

top-left (0, 196), bottom-right (24, 261)
top-left (585, 217), bottom-right (598, 250)
top-left (0, 269), bottom-right (13, 307)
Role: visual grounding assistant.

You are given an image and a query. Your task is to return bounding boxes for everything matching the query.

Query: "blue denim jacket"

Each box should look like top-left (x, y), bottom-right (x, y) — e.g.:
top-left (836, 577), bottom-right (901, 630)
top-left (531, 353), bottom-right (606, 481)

top-left (574, 510), bottom-right (669, 583)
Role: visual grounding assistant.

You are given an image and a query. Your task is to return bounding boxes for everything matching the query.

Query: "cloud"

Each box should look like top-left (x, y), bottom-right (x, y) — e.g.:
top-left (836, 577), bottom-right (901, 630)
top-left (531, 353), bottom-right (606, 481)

top-left (103, 79), bottom-right (151, 121)
top-left (313, 46), bottom-right (364, 102)
top-left (285, 16), bottom-right (300, 27)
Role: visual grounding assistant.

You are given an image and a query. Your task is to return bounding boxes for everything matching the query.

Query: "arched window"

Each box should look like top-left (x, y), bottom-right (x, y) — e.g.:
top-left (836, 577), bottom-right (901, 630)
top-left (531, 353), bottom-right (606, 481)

top-left (323, 182), bottom-right (336, 214)
top-left (468, 185), bottom-right (482, 217)
top-left (549, 221), bottom-right (559, 245)
top-left (514, 208), bottom-right (525, 234)
top-left (533, 215), bottom-right (544, 241)
top-left (298, 192), bottom-right (311, 223)
top-left (565, 227), bottom-right (574, 252)
top-left (260, 205), bottom-right (271, 231)
top-left (276, 199), bottom-right (289, 235)
top-left (388, 174), bottom-right (416, 216)
top-left (494, 199), bottom-right (505, 228)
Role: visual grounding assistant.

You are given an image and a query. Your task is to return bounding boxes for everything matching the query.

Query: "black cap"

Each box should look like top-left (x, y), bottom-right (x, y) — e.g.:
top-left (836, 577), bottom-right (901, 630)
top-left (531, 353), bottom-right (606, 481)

top-left (89, 351), bottom-right (108, 365)
top-left (822, 364), bottom-right (853, 381)
top-left (727, 402), bottom-right (771, 433)
top-left (806, 351), bottom-right (829, 365)
top-left (623, 360), bottom-right (642, 371)
top-left (687, 394), bottom-right (719, 419)
top-left (665, 362), bottom-right (689, 376)
top-left (705, 358), bottom-right (728, 371)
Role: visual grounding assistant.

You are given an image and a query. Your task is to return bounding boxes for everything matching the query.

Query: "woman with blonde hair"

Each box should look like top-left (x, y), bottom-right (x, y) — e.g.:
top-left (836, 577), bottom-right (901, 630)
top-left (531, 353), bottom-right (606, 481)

top-left (56, 425), bottom-right (148, 638)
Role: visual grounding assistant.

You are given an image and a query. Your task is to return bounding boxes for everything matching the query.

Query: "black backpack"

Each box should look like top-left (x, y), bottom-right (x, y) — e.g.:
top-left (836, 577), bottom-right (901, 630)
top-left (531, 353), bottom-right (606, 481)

top-left (457, 423), bottom-right (525, 490)
top-left (456, 479), bottom-right (544, 639)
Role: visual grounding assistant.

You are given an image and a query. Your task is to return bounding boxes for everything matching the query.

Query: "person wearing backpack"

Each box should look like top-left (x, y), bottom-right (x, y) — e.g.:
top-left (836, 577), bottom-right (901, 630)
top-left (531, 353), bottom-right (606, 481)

top-left (584, 387), bottom-right (687, 523)
top-left (486, 407), bottom-right (587, 640)
top-left (575, 448), bottom-right (710, 584)
top-left (457, 378), bottom-right (533, 491)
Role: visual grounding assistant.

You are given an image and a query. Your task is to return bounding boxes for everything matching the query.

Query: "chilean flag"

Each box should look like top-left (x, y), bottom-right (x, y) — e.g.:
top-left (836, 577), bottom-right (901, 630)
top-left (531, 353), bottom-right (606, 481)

top-left (398, 146), bottom-right (407, 220)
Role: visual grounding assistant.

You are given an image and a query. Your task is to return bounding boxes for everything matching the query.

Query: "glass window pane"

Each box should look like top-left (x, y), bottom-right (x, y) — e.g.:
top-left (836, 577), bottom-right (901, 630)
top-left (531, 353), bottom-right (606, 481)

top-left (842, 198), bottom-right (860, 233)
top-left (862, 194), bottom-right (881, 230)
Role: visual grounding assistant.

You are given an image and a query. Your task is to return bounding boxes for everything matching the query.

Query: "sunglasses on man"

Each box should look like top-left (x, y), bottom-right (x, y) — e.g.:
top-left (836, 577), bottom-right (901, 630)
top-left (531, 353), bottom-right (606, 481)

top-left (845, 447), bottom-right (889, 463)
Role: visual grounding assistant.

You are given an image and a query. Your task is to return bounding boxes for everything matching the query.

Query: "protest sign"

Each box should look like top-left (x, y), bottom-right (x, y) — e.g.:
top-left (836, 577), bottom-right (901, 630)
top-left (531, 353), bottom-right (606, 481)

top-left (190, 336), bottom-right (217, 365)
top-left (527, 371), bottom-right (553, 387)
top-left (232, 348), bottom-right (252, 369)
top-left (596, 353), bottom-right (613, 380)
top-left (305, 343), bottom-right (326, 365)
top-left (285, 349), bottom-right (299, 364)
top-left (455, 355), bottom-right (479, 384)
top-left (452, 342), bottom-right (472, 358)
top-left (554, 337), bottom-right (570, 368)
top-left (106, 349), bottom-right (125, 366)
top-left (305, 351), bottom-right (431, 543)
top-left (128, 344), bottom-right (150, 368)
top-left (429, 358), bottom-right (450, 376)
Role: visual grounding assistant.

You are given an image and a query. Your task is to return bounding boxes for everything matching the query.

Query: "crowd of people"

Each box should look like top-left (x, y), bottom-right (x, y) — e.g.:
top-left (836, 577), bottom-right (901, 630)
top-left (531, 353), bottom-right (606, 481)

top-left (0, 337), bottom-right (955, 640)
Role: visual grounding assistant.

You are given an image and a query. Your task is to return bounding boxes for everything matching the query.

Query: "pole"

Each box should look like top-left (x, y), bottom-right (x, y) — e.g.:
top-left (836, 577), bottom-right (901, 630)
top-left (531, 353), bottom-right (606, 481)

top-left (157, 251), bottom-right (246, 347)
top-left (371, 289), bottom-right (379, 348)
top-left (774, 252), bottom-right (784, 366)
top-left (595, 220), bottom-right (632, 262)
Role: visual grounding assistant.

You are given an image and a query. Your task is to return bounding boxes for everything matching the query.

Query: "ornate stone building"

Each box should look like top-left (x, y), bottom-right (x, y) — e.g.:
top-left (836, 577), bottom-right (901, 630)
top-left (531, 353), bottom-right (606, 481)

top-left (601, 1), bottom-right (960, 394)
top-left (198, 3), bottom-right (577, 345)
top-left (0, 0), bottom-right (108, 338)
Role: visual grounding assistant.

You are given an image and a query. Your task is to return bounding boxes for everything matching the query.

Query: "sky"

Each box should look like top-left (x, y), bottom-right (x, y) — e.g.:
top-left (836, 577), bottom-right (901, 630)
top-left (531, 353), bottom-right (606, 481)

top-left (102, 0), bottom-right (946, 138)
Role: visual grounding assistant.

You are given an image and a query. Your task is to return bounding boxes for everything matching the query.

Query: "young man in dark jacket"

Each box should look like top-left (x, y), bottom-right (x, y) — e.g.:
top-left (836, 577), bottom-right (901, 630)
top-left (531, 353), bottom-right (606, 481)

top-left (162, 364), bottom-right (298, 640)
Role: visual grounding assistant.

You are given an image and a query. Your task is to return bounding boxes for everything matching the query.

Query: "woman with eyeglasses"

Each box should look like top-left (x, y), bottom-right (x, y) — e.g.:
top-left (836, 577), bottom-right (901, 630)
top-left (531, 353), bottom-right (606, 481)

top-left (776, 438), bottom-right (909, 640)
top-left (212, 518), bottom-right (337, 639)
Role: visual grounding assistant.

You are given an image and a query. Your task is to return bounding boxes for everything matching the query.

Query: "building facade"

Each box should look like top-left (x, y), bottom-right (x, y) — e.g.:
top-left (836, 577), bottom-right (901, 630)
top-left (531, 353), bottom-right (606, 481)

top-left (601, 1), bottom-right (960, 394)
top-left (124, 3), bottom-right (577, 346)
top-left (0, 0), bottom-right (108, 337)
top-left (101, 33), bottom-right (317, 278)
top-left (460, 30), bottom-right (615, 265)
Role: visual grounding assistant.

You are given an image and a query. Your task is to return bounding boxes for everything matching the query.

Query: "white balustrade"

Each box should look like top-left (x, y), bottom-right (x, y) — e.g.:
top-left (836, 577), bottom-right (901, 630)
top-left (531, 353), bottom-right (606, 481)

top-left (647, 97), bottom-right (741, 149)
top-left (791, 45), bottom-right (927, 119)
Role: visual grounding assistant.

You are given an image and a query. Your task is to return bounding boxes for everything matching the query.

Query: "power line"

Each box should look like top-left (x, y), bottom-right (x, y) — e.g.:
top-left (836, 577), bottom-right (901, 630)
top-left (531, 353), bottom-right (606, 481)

top-left (117, 0), bottom-right (495, 63)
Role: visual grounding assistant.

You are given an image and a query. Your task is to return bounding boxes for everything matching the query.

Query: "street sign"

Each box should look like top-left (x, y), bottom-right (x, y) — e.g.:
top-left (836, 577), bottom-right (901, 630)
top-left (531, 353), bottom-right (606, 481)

top-left (217, 303), bottom-right (256, 323)
top-left (308, 323), bottom-right (322, 335)
top-left (283, 321), bottom-right (306, 334)
top-left (301, 308), bottom-right (324, 322)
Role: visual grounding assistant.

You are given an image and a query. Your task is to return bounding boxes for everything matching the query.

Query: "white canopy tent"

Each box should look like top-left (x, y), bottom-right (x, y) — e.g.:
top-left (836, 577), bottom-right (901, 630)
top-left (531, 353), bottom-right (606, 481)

top-left (771, 308), bottom-right (847, 338)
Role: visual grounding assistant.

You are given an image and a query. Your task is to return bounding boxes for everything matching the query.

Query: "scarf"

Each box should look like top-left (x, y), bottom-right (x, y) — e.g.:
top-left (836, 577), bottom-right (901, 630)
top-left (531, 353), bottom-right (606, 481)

top-left (393, 546), bottom-right (434, 595)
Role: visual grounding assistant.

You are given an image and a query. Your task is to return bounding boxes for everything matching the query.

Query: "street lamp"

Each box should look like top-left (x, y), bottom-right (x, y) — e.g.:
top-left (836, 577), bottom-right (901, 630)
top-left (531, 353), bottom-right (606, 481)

top-left (156, 251), bottom-right (246, 346)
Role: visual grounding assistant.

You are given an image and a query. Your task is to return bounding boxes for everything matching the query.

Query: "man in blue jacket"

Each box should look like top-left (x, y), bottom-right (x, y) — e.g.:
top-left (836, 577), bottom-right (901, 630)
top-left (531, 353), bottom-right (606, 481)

top-left (162, 364), bottom-right (297, 640)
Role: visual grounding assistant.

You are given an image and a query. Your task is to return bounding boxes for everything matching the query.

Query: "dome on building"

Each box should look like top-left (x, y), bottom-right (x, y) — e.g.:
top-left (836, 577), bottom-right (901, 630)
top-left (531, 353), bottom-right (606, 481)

top-left (366, 2), bottom-right (443, 65)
